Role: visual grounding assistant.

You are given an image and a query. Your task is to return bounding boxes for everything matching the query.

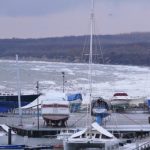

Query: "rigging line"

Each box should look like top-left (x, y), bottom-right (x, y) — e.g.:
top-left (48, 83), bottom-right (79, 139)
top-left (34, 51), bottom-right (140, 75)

top-left (110, 111), bottom-right (120, 136)
top-left (119, 113), bottom-right (143, 126)
top-left (92, 0), bottom-right (105, 64)
top-left (96, 35), bottom-right (105, 64)
top-left (70, 112), bottom-right (88, 128)
top-left (81, 35), bottom-right (89, 62)
top-left (92, 18), bottom-right (105, 64)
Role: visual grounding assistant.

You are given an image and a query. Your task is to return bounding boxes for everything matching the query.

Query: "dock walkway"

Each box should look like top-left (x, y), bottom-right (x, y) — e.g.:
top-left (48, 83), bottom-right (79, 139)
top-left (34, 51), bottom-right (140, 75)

top-left (3, 112), bottom-right (150, 138)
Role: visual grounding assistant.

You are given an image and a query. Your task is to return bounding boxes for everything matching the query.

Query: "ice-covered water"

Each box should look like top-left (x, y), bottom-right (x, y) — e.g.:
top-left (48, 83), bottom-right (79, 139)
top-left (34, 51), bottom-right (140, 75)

top-left (0, 60), bottom-right (150, 102)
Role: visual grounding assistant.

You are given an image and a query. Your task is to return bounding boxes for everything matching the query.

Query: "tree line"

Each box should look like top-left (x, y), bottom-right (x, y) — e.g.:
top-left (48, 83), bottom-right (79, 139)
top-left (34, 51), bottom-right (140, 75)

top-left (0, 32), bottom-right (150, 66)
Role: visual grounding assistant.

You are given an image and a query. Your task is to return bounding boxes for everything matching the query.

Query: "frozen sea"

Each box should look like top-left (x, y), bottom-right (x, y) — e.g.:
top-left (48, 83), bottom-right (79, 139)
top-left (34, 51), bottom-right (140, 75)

top-left (0, 60), bottom-right (150, 102)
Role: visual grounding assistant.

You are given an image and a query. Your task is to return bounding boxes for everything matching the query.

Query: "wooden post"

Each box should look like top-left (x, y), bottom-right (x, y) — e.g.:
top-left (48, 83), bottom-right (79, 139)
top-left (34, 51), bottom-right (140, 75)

top-left (8, 128), bottom-right (12, 145)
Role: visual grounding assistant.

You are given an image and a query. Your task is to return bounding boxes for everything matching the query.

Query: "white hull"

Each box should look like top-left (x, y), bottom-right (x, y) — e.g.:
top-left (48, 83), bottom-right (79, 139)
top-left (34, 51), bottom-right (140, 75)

top-left (111, 93), bottom-right (131, 107)
top-left (41, 100), bottom-right (70, 122)
top-left (111, 99), bottom-right (130, 106)
top-left (41, 100), bottom-right (69, 126)
top-left (64, 140), bottom-right (119, 150)
top-left (92, 108), bottom-right (108, 114)
top-left (63, 122), bottom-right (120, 150)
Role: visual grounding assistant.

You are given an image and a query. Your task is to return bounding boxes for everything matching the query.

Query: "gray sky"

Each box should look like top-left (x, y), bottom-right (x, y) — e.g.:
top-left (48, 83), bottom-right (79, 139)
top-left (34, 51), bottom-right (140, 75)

top-left (0, 0), bottom-right (150, 38)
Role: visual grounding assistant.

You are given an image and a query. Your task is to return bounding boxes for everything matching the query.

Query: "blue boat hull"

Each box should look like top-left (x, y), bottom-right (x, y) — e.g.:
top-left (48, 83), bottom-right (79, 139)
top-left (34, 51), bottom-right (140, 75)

top-left (0, 94), bottom-right (40, 112)
top-left (0, 144), bottom-right (25, 149)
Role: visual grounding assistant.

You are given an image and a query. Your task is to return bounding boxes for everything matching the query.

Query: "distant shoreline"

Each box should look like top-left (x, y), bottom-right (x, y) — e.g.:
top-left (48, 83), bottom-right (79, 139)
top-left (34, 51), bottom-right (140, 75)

top-left (0, 32), bottom-right (150, 66)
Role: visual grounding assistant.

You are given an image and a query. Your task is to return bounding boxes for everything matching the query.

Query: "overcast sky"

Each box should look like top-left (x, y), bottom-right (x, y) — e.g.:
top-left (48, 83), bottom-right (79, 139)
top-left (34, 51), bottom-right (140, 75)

top-left (0, 0), bottom-right (150, 38)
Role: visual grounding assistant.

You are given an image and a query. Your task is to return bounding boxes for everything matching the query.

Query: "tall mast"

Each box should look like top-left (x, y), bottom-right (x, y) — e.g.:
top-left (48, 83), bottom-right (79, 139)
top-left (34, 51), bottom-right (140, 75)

top-left (89, 0), bottom-right (94, 96)
top-left (88, 0), bottom-right (94, 127)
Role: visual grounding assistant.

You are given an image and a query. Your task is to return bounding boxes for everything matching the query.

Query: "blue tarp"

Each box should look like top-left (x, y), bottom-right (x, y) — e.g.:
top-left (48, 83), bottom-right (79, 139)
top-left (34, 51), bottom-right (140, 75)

top-left (67, 93), bottom-right (82, 101)
top-left (95, 113), bottom-right (109, 125)
top-left (96, 116), bottom-right (102, 124)
top-left (67, 93), bottom-right (82, 113)
top-left (146, 99), bottom-right (150, 107)
top-left (69, 103), bottom-right (81, 113)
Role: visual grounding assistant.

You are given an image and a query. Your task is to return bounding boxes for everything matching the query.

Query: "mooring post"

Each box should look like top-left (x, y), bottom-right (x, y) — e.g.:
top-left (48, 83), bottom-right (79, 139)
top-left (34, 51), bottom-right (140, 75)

top-left (8, 128), bottom-right (12, 145)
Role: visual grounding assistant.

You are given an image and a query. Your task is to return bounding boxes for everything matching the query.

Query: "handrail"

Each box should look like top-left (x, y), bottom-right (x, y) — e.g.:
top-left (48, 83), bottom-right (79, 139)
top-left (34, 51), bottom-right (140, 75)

top-left (131, 140), bottom-right (150, 150)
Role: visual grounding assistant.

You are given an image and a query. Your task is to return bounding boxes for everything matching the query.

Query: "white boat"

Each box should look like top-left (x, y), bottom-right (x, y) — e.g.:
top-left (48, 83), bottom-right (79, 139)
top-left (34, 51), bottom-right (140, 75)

top-left (63, 122), bottom-right (120, 150)
top-left (63, 0), bottom-right (120, 149)
top-left (41, 100), bottom-right (70, 127)
top-left (110, 92), bottom-right (130, 108)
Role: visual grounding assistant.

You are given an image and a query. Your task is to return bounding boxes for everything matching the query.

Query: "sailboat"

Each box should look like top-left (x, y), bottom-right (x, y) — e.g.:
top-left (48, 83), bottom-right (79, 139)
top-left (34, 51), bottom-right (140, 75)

top-left (91, 97), bottom-right (111, 125)
top-left (63, 0), bottom-right (120, 149)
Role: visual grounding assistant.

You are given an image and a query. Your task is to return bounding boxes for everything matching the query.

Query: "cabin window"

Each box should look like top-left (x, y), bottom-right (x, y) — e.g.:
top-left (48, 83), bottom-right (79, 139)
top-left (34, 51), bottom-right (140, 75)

top-left (101, 134), bottom-right (110, 139)
top-left (82, 134), bottom-right (85, 138)
top-left (74, 136), bottom-right (80, 139)
top-left (95, 134), bottom-right (100, 138)
top-left (70, 130), bottom-right (74, 133)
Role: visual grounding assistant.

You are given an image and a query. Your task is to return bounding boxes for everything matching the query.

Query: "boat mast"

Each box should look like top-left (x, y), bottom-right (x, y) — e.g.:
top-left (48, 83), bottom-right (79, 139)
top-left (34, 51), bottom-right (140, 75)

top-left (88, 0), bottom-right (94, 127)
top-left (16, 55), bottom-right (22, 126)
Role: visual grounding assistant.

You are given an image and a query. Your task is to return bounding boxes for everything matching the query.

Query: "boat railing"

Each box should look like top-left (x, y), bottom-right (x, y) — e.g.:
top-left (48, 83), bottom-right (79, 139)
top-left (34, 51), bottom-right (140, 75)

top-left (130, 140), bottom-right (150, 150)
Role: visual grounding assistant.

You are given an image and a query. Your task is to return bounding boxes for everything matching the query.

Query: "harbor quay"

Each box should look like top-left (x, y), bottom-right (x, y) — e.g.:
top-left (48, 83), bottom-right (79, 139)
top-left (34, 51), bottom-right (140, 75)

top-left (1, 111), bottom-right (150, 139)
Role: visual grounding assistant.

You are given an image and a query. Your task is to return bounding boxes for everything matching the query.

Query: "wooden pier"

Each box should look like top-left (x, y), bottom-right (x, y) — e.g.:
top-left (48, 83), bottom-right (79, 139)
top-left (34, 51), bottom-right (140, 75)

top-left (8, 124), bottom-right (150, 140)
top-left (10, 125), bottom-right (79, 138)
top-left (3, 111), bottom-right (150, 139)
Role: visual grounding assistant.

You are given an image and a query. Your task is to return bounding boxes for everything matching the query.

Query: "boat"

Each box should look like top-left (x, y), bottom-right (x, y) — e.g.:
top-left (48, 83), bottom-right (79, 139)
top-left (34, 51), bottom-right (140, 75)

top-left (63, 0), bottom-right (120, 149)
top-left (110, 92), bottom-right (130, 111)
top-left (0, 93), bottom-right (41, 112)
top-left (67, 93), bottom-right (82, 113)
top-left (91, 97), bottom-right (111, 124)
top-left (56, 128), bottom-right (79, 140)
top-left (63, 122), bottom-right (120, 150)
top-left (41, 95), bottom-right (70, 127)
